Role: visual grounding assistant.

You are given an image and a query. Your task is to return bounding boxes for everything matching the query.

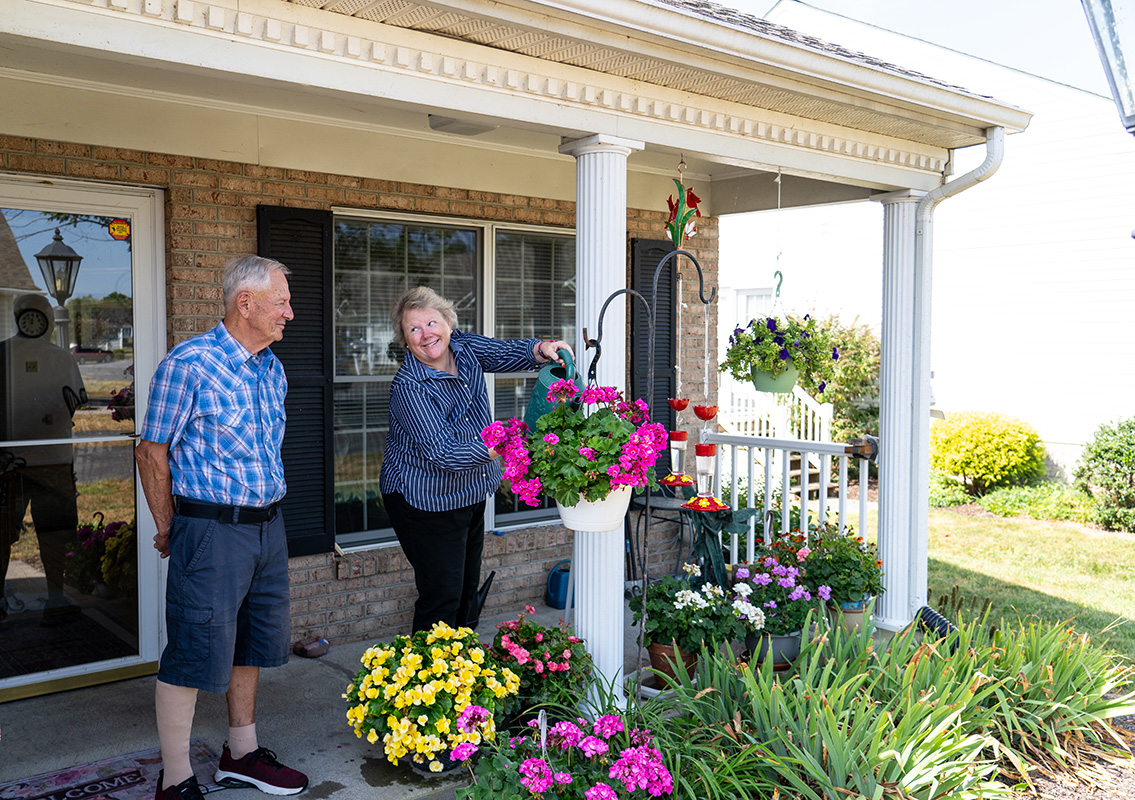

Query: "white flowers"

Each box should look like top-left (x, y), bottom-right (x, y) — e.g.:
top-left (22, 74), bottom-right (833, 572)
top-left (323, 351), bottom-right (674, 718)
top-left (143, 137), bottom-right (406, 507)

top-left (673, 589), bottom-right (710, 611)
top-left (682, 562), bottom-right (702, 578)
top-left (731, 599), bottom-right (765, 631)
top-left (673, 582), bottom-right (723, 612)
top-left (733, 583), bottom-right (753, 598)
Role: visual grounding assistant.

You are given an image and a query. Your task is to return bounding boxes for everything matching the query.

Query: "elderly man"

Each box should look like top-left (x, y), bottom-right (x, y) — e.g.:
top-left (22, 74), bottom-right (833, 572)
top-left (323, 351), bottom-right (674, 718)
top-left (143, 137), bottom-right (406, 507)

top-left (136, 256), bottom-right (307, 800)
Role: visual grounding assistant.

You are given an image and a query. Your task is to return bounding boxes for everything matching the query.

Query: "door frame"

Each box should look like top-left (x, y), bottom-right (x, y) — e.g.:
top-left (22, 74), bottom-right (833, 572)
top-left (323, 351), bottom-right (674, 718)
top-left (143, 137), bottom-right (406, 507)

top-left (0, 173), bottom-right (165, 700)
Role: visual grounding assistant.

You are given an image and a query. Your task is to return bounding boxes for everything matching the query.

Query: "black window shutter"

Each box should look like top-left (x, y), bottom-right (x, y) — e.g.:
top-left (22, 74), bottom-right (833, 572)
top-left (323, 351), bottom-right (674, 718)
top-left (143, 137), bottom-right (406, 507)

top-left (630, 239), bottom-right (677, 479)
top-left (257, 205), bottom-right (334, 557)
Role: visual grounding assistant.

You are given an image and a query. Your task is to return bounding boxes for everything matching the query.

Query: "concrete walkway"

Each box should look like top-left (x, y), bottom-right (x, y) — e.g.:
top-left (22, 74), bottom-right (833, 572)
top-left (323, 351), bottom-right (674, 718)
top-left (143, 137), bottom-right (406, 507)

top-left (0, 600), bottom-right (650, 800)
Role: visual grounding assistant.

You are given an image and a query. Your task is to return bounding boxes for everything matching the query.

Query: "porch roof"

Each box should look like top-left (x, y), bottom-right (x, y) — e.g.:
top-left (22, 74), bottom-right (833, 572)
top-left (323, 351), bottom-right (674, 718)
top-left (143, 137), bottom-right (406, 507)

top-left (0, 0), bottom-right (1032, 210)
top-left (299, 0), bottom-right (1027, 149)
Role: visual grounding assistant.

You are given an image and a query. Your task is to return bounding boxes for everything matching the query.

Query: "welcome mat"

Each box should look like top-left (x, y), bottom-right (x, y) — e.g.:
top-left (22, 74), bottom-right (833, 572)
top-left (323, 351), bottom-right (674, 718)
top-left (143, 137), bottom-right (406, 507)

top-left (0, 740), bottom-right (219, 800)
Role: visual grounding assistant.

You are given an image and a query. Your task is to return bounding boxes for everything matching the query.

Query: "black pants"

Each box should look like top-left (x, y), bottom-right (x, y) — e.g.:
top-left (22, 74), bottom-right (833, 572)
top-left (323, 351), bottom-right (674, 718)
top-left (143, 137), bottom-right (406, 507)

top-left (384, 492), bottom-right (486, 633)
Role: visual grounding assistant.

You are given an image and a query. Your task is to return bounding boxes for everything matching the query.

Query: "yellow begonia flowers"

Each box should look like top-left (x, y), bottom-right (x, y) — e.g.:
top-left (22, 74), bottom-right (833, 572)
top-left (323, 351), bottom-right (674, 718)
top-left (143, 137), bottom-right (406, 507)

top-left (346, 622), bottom-right (520, 770)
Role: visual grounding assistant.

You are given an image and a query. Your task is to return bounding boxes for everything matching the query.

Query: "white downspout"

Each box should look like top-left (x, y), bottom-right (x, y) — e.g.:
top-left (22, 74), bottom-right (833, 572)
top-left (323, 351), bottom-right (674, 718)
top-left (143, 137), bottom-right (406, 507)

top-left (907, 126), bottom-right (1005, 616)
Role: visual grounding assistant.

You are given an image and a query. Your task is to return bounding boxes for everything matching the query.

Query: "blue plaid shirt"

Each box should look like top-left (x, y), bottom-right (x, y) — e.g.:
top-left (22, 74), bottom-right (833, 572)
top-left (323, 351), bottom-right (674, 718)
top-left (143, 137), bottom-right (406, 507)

top-left (380, 330), bottom-right (540, 512)
top-left (140, 322), bottom-right (288, 507)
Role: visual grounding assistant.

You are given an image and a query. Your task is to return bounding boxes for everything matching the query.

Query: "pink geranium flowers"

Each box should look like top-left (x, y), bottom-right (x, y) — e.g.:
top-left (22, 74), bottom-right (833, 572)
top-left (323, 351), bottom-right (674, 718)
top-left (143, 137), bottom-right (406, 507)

top-left (458, 710), bottom-right (673, 799)
top-left (481, 380), bottom-right (667, 508)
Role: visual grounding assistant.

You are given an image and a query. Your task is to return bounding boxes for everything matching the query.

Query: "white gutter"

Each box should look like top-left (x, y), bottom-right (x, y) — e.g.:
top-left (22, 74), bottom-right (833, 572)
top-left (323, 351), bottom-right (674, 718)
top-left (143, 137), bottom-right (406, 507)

top-left (913, 125), bottom-right (1005, 391)
top-left (908, 124), bottom-right (1005, 605)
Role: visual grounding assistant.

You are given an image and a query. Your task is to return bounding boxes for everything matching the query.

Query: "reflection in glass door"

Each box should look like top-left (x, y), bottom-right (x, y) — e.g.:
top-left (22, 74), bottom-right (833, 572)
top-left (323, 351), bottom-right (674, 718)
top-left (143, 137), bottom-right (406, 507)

top-left (0, 203), bottom-right (143, 689)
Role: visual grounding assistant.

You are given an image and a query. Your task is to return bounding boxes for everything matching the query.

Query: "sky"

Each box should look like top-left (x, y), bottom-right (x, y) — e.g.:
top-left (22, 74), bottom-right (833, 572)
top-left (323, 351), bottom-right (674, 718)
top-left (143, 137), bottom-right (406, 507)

top-left (4, 209), bottom-right (133, 300)
top-left (743, 0), bottom-right (1112, 98)
top-left (717, 0), bottom-right (1135, 452)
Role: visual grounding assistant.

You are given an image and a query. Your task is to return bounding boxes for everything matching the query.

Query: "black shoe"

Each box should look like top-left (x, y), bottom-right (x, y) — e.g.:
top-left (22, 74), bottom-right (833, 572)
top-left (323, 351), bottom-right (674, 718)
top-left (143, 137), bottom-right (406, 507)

top-left (155, 771), bottom-right (204, 800)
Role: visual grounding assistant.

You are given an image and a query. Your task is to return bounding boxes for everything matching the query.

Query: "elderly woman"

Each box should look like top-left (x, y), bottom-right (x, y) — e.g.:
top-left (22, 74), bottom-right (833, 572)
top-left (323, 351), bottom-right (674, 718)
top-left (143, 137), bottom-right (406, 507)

top-left (381, 286), bottom-right (573, 633)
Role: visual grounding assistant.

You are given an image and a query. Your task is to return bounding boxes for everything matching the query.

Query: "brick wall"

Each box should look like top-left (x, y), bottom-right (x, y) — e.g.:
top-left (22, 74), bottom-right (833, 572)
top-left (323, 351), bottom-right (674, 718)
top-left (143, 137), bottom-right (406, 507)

top-left (0, 135), bottom-right (718, 644)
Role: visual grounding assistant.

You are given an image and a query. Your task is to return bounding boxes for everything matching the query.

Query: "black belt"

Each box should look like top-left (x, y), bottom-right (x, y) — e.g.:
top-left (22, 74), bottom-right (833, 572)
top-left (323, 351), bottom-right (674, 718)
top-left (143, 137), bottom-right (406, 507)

top-left (176, 497), bottom-right (279, 524)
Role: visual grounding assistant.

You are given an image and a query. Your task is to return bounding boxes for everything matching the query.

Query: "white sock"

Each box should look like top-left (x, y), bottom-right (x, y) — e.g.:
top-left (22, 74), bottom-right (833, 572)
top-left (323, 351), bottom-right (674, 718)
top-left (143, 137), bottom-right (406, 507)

top-left (228, 723), bottom-right (258, 760)
top-left (155, 680), bottom-right (199, 787)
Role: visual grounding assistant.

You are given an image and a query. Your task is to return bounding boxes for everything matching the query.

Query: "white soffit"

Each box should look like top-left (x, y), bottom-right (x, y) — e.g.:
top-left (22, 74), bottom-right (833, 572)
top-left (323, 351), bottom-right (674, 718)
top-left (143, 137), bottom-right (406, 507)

top-left (286, 0), bottom-right (1030, 146)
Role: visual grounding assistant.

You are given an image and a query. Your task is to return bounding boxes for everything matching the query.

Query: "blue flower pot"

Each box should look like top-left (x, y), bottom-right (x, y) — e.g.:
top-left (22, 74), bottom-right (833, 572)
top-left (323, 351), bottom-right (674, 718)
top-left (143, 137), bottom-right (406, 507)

top-left (839, 596), bottom-right (873, 613)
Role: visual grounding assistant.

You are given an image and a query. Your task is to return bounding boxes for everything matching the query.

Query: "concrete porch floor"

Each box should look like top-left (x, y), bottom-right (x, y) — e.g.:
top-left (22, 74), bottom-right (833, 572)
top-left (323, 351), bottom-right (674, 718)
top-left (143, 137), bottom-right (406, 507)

top-left (0, 598), bottom-right (651, 800)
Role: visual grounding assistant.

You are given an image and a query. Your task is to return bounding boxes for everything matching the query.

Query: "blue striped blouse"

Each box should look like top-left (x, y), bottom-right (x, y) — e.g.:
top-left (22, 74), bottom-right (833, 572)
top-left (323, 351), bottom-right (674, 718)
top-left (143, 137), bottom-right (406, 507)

top-left (379, 330), bottom-right (540, 512)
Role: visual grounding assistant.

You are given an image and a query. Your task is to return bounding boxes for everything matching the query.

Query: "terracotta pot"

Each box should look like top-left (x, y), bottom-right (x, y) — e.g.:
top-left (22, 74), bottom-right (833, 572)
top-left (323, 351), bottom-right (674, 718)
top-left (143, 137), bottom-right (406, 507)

top-left (556, 485), bottom-right (633, 531)
top-left (826, 596), bottom-right (873, 634)
top-left (646, 641), bottom-right (698, 682)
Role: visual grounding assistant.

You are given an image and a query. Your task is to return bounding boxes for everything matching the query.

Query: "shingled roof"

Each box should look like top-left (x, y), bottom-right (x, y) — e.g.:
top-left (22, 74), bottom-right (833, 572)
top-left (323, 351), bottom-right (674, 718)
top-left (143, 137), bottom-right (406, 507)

top-left (0, 215), bottom-right (40, 293)
top-left (655, 0), bottom-right (990, 99)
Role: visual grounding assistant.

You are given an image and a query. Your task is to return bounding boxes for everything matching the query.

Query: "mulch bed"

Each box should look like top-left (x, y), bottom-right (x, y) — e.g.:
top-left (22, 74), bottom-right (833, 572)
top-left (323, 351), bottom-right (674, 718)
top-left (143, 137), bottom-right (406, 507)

top-left (1010, 716), bottom-right (1135, 798)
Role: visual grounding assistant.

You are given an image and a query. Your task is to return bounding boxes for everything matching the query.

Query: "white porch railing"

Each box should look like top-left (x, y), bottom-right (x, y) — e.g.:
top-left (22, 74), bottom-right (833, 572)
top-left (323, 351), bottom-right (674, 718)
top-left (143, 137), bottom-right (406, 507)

top-left (702, 430), bottom-right (873, 567)
top-left (717, 375), bottom-right (833, 443)
top-left (716, 377), bottom-right (835, 504)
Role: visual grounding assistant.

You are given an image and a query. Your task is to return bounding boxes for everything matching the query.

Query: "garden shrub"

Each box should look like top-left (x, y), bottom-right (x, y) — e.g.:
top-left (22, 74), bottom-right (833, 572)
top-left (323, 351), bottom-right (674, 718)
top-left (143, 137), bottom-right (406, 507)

top-left (929, 471), bottom-right (970, 507)
top-left (978, 482), bottom-right (1094, 523)
top-left (1075, 417), bottom-right (1135, 532)
top-left (798, 315), bottom-right (880, 443)
top-left (929, 411), bottom-right (1044, 495)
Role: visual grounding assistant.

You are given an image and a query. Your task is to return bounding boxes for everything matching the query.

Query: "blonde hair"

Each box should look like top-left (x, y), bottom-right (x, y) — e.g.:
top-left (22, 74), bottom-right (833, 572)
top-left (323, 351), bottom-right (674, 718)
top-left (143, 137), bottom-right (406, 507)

top-left (390, 286), bottom-right (458, 348)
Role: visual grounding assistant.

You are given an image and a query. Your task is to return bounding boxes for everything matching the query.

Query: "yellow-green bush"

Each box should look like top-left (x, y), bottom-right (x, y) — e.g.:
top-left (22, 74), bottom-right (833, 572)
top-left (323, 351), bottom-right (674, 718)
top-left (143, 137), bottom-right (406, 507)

top-left (930, 412), bottom-right (1044, 496)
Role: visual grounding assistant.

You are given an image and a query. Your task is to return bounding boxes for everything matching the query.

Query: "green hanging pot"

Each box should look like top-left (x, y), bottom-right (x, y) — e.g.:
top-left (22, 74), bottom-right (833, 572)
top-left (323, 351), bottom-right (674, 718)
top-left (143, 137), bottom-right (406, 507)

top-left (750, 360), bottom-right (798, 393)
top-left (523, 349), bottom-right (578, 430)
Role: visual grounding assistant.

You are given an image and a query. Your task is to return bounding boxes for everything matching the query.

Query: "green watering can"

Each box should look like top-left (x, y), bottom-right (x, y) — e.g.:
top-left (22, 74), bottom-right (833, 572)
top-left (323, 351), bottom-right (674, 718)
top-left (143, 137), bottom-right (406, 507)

top-left (523, 349), bottom-right (578, 431)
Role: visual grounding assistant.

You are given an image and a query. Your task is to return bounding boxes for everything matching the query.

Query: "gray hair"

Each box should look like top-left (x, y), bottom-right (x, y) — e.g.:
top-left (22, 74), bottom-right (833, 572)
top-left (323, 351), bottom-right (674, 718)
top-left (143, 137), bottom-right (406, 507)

top-left (222, 256), bottom-right (291, 309)
top-left (390, 286), bottom-right (458, 348)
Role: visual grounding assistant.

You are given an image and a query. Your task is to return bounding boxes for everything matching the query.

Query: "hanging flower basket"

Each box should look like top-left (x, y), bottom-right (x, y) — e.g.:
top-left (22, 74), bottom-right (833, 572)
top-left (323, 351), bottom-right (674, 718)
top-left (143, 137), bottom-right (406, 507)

top-left (721, 315), bottom-right (838, 395)
top-left (556, 485), bottom-right (633, 531)
top-left (750, 360), bottom-right (799, 393)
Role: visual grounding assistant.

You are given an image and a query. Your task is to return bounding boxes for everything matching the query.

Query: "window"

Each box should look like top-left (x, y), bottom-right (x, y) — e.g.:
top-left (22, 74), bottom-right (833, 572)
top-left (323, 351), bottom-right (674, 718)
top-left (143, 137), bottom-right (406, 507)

top-left (330, 212), bottom-right (575, 547)
top-left (490, 230), bottom-right (576, 522)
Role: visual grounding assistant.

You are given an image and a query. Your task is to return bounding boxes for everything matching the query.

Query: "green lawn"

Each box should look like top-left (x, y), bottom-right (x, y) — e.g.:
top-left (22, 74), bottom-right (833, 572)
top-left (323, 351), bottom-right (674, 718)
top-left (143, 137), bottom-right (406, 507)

top-left (925, 507), bottom-right (1135, 661)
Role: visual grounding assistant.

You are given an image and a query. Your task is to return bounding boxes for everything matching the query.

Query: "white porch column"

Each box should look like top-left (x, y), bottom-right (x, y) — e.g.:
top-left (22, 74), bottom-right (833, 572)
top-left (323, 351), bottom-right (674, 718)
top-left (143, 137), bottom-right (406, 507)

top-left (873, 189), bottom-right (927, 631)
top-left (558, 134), bottom-right (643, 702)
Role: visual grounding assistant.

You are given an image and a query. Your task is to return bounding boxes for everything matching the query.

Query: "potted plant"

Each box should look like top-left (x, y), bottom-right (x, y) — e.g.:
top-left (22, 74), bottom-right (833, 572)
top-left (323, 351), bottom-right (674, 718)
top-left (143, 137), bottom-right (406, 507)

top-left (99, 518), bottom-right (136, 594)
top-left (803, 523), bottom-right (884, 632)
top-left (456, 709), bottom-right (673, 799)
top-left (629, 563), bottom-right (742, 682)
top-left (719, 314), bottom-right (839, 393)
top-left (489, 605), bottom-right (593, 722)
top-left (343, 621), bottom-right (520, 774)
top-left (483, 380), bottom-right (668, 531)
top-left (64, 512), bottom-right (118, 595)
top-left (731, 538), bottom-right (822, 666)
